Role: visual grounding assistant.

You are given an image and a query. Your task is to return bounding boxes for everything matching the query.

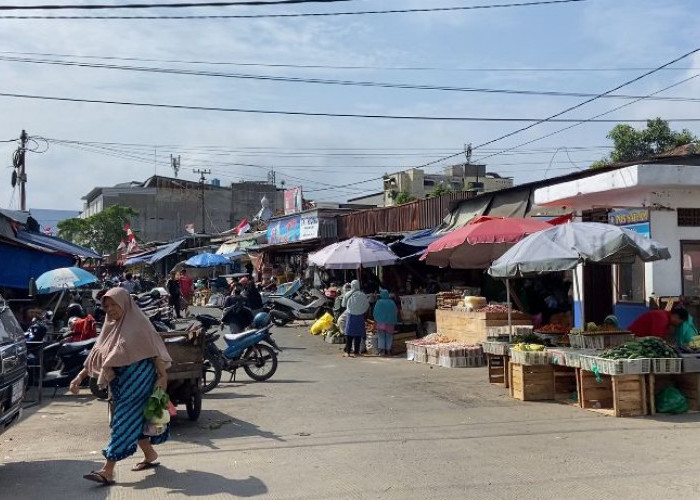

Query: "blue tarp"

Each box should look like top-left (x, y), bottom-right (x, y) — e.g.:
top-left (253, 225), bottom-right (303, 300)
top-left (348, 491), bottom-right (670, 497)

top-left (124, 251), bottom-right (157, 266)
top-left (147, 240), bottom-right (185, 265)
top-left (0, 242), bottom-right (73, 289)
top-left (389, 227), bottom-right (442, 258)
top-left (16, 230), bottom-right (101, 259)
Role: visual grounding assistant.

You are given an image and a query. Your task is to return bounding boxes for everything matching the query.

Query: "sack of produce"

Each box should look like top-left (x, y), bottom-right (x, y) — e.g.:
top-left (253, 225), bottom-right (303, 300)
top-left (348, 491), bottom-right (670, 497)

top-left (656, 386), bottom-right (688, 414)
top-left (310, 313), bottom-right (334, 335)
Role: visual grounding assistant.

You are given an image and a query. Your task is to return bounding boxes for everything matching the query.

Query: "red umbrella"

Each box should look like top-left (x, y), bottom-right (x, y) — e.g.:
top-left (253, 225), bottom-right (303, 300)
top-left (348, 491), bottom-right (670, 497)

top-left (421, 216), bottom-right (553, 269)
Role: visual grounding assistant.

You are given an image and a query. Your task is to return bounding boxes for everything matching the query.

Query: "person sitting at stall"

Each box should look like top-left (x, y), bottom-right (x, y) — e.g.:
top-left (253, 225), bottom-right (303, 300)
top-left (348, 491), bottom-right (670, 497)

top-left (669, 306), bottom-right (698, 348)
top-left (603, 315), bottom-right (619, 329)
top-left (373, 289), bottom-right (398, 357)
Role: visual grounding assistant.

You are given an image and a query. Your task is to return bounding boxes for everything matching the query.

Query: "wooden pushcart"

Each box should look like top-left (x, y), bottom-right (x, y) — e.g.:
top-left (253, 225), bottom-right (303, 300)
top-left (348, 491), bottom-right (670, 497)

top-left (161, 330), bottom-right (205, 421)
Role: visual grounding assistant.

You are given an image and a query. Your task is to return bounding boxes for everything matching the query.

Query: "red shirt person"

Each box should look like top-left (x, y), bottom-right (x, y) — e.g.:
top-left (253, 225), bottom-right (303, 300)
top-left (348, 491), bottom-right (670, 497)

top-left (628, 309), bottom-right (671, 338)
top-left (178, 270), bottom-right (194, 301)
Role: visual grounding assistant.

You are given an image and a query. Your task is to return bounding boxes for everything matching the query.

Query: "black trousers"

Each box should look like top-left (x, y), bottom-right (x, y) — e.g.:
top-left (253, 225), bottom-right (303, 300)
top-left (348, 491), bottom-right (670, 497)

top-left (170, 293), bottom-right (182, 318)
top-left (344, 335), bottom-right (361, 355)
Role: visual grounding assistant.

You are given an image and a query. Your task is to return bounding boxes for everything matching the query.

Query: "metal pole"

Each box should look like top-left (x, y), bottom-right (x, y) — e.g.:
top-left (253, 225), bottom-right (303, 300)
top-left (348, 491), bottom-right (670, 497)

top-left (573, 266), bottom-right (584, 328)
top-left (506, 279), bottom-right (513, 342)
top-left (19, 130), bottom-right (28, 211)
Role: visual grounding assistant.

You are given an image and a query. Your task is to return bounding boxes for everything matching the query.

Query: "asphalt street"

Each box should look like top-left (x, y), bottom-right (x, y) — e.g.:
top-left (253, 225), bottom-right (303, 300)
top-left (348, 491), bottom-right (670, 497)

top-left (3, 317), bottom-right (700, 499)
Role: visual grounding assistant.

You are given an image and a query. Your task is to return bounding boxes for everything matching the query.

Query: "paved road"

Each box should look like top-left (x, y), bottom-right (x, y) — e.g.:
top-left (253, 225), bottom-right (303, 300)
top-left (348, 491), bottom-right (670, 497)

top-left (3, 319), bottom-right (700, 499)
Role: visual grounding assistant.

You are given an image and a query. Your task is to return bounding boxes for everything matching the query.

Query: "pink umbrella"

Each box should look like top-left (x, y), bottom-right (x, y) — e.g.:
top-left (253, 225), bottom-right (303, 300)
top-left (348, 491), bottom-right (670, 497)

top-left (421, 216), bottom-right (553, 269)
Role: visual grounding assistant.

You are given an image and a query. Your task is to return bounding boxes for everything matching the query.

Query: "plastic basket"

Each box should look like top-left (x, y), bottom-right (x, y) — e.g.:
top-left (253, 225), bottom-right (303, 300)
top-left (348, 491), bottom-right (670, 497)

top-left (509, 348), bottom-right (550, 366)
top-left (651, 358), bottom-right (682, 374)
top-left (547, 348), bottom-right (567, 366)
top-left (579, 355), bottom-right (651, 375)
top-left (568, 334), bottom-right (585, 349)
top-left (481, 341), bottom-right (510, 356)
top-left (568, 333), bottom-right (635, 350)
top-left (439, 356), bottom-right (468, 368)
top-left (681, 354), bottom-right (700, 373)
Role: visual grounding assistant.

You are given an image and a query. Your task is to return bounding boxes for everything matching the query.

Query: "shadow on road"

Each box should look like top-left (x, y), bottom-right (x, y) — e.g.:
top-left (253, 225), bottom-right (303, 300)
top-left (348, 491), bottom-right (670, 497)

top-left (125, 466), bottom-right (268, 497)
top-left (0, 459), bottom-right (109, 500)
top-left (202, 392), bottom-right (265, 400)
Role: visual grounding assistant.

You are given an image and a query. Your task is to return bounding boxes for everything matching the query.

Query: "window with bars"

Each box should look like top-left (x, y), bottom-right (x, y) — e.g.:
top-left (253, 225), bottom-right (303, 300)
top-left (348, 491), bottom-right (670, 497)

top-left (678, 208), bottom-right (700, 227)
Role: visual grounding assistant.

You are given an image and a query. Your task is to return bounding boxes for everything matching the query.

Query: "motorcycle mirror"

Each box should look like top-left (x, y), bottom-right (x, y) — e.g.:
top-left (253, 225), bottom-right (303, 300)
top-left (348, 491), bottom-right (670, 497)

top-left (28, 278), bottom-right (37, 297)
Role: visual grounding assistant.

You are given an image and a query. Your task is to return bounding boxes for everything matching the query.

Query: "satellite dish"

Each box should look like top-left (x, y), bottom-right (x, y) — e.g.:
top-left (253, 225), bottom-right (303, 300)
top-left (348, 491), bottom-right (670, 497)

top-left (11, 170), bottom-right (17, 188)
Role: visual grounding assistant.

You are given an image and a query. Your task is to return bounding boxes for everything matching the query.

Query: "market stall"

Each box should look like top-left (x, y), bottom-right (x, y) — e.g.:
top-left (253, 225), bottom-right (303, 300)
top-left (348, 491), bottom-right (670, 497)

top-left (480, 222), bottom-right (691, 417)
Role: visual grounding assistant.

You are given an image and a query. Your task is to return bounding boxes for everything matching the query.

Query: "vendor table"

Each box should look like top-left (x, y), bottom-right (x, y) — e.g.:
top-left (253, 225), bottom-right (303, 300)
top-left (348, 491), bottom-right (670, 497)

top-left (435, 309), bottom-right (531, 344)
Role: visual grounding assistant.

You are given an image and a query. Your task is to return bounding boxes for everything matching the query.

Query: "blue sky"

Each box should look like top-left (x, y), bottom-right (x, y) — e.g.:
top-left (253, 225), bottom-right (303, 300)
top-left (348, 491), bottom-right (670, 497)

top-left (0, 0), bottom-right (699, 210)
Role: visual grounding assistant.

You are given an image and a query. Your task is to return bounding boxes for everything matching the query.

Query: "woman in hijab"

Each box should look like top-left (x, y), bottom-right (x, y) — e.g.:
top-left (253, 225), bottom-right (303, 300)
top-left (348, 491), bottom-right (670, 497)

top-left (341, 280), bottom-right (369, 357)
top-left (69, 287), bottom-right (173, 486)
top-left (373, 289), bottom-right (398, 357)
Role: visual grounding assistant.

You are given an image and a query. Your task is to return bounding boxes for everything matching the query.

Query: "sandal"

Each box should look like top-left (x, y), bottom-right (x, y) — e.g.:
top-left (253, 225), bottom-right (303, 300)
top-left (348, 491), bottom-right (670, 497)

top-left (83, 471), bottom-right (115, 486)
top-left (132, 461), bottom-right (160, 472)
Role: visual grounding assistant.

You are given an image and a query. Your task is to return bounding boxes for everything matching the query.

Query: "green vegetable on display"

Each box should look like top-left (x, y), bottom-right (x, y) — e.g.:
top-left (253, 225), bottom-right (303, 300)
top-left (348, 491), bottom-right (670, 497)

top-left (598, 337), bottom-right (680, 360)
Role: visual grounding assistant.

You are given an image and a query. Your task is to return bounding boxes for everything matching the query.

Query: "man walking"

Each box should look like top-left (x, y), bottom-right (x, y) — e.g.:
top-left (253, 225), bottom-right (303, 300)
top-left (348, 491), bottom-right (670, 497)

top-left (167, 271), bottom-right (183, 319)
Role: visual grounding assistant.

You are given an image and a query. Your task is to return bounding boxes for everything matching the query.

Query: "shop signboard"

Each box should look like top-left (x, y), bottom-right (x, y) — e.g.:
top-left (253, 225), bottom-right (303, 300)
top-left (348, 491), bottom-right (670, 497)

top-left (299, 215), bottom-right (319, 240)
top-left (267, 215), bottom-right (300, 244)
top-left (608, 208), bottom-right (650, 238)
top-left (284, 186), bottom-right (303, 215)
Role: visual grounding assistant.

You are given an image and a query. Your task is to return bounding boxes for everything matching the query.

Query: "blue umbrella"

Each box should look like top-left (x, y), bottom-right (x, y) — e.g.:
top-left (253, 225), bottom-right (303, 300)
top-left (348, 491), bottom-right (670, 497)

top-left (36, 267), bottom-right (99, 294)
top-left (185, 253), bottom-right (231, 268)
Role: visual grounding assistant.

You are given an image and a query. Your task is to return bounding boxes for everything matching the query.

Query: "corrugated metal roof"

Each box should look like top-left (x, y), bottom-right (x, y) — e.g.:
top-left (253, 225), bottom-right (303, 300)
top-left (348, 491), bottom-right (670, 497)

top-left (338, 192), bottom-right (474, 239)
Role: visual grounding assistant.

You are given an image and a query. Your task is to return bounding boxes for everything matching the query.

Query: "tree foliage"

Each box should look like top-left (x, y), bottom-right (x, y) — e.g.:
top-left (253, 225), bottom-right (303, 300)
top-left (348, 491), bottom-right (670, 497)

top-left (591, 118), bottom-right (698, 168)
top-left (393, 191), bottom-right (417, 205)
top-left (58, 205), bottom-right (138, 256)
top-left (427, 183), bottom-right (453, 198)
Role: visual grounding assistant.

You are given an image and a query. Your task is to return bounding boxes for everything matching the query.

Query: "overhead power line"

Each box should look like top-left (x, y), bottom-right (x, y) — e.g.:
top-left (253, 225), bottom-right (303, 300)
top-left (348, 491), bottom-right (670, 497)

top-left (0, 0), bottom-right (591, 19)
top-left (3, 50), bottom-right (695, 74)
top-left (3, 54), bottom-right (700, 103)
top-left (3, 90), bottom-right (700, 122)
top-left (306, 46), bottom-right (700, 193)
top-left (0, 0), bottom-right (361, 10)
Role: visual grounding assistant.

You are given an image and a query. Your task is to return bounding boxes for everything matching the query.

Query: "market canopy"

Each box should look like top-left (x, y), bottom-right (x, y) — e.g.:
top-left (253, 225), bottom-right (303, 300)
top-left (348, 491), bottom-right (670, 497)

top-left (185, 252), bottom-right (231, 268)
top-left (488, 222), bottom-right (671, 278)
top-left (16, 230), bottom-right (101, 259)
top-left (389, 227), bottom-right (441, 258)
top-left (422, 216), bottom-right (552, 269)
top-left (308, 237), bottom-right (398, 270)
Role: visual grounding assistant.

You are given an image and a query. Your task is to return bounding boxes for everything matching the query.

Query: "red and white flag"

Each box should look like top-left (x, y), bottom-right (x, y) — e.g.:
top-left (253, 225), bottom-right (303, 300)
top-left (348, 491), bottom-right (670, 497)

top-left (124, 224), bottom-right (139, 253)
top-left (43, 226), bottom-right (53, 236)
top-left (185, 223), bottom-right (195, 235)
top-left (234, 219), bottom-right (251, 235)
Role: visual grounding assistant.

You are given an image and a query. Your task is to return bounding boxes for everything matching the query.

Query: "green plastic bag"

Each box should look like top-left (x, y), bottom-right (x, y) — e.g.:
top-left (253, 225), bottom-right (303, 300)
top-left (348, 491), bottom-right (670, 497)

top-left (656, 386), bottom-right (688, 414)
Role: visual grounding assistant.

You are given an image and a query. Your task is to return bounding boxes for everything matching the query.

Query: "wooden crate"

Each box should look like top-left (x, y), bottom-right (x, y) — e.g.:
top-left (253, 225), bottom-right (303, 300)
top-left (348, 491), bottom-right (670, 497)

top-left (579, 371), bottom-right (647, 417)
top-left (486, 354), bottom-right (509, 387)
top-left (509, 363), bottom-right (555, 401)
top-left (391, 331), bottom-right (417, 355)
top-left (554, 365), bottom-right (578, 402)
top-left (648, 372), bottom-right (700, 415)
top-left (465, 311), bottom-right (531, 321)
top-left (436, 309), bottom-right (531, 343)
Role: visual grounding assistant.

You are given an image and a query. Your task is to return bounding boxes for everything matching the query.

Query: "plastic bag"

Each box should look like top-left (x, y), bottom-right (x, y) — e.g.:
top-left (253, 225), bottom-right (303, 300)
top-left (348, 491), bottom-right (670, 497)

top-left (310, 313), bottom-right (333, 335)
top-left (656, 386), bottom-right (688, 414)
top-left (167, 401), bottom-right (177, 418)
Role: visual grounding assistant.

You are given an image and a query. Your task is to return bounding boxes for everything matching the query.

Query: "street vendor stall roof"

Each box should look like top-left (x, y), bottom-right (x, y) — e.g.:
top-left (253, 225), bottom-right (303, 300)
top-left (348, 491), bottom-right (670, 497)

top-left (125, 239), bottom-right (185, 266)
top-left (16, 230), bottom-right (101, 259)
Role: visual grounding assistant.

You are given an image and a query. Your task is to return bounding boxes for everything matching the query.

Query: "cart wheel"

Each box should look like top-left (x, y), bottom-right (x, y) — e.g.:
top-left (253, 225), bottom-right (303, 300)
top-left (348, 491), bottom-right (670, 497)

top-left (243, 344), bottom-right (278, 382)
top-left (186, 390), bottom-right (202, 421)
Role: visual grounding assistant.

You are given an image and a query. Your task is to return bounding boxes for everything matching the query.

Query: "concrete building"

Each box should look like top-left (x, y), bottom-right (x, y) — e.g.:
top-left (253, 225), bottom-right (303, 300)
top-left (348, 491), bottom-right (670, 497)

top-left (82, 175), bottom-right (282, 243)
top-left (379, 164), bottom-right (513, 207)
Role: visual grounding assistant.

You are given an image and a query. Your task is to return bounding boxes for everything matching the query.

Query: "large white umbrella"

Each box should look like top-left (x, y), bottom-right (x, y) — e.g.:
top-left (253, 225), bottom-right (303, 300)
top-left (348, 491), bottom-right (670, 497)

top-left (308, 237), bottom-right (398, 270)
top-left (488, 222), bottom-right (671, 278)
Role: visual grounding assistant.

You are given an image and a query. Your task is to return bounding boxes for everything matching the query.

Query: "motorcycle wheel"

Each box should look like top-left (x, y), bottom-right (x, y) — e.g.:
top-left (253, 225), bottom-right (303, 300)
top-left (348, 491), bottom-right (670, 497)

top-left (243, 344), bottom-right (278, 382)
top-left (89, 377), bottom-right (108, 400)
top-left (186, 389), bottom-right (202, 421)
top-left (271, 314), bottom-right (290, 327)
top-left (201, 351), bottom-right (222, 394)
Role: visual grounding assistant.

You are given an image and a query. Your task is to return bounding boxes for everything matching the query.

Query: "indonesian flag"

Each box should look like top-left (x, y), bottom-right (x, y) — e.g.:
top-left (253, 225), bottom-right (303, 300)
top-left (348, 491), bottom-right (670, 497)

top-left (234, 219), bottom-right (251, 235)
top-left (124, 224), bottom-right (139, 253)
top-left (185, 223), bottom-right (195, 235)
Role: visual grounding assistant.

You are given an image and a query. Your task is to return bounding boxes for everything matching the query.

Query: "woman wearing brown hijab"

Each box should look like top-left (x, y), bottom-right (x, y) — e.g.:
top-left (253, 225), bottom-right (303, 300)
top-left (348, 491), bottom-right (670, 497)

top-left (70, 287), bottom-right (172, 486)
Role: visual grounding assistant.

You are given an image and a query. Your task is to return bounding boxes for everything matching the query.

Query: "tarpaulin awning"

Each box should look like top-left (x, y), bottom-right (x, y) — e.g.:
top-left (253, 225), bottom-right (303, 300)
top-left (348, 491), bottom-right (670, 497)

top-left (389, 227), bottom-right (442, 259)
top-left (125, 249), bottom-right (157, 266)
top-left (16, 230), bottom-right (101, 259)
top-left (147, 239), bottom-right (185, 265)
top-left (0, 241), bottom-right (74, 289)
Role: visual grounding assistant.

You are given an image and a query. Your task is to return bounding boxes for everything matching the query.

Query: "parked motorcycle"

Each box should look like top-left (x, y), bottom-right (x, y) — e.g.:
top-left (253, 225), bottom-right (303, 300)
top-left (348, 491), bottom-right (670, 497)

top-left (201, 312), bottom-right (280, 393)
top-left (264, 280), bottom-right (332, 327)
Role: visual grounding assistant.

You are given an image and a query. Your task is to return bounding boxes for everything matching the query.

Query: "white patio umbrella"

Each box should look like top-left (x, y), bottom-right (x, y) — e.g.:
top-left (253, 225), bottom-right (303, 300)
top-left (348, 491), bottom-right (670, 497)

top-left (308, 237), bottom-right (398, 270)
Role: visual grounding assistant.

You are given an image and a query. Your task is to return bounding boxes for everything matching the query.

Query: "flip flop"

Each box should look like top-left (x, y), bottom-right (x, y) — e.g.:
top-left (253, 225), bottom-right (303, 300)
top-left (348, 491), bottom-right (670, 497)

top-left (83, 471), bottom-right (115, 486)
top-left (131, 461), bottom-right (160, 472)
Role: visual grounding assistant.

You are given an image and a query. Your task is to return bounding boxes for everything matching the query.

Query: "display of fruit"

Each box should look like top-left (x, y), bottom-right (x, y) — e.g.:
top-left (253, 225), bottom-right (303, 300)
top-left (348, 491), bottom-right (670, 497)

top-left (537, 323), bottom-right (569, 334)
top-left (512, 343), bottom-right (546, 352)
top-left (599, 337), bottom-right (680, 360)
top-left (512, 332), bottom-right (553, 346)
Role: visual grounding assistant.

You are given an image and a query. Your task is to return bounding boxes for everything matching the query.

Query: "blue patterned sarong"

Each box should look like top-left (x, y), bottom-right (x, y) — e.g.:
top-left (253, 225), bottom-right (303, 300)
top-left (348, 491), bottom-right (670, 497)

top-left (103, 358), bottom-right (170, 462)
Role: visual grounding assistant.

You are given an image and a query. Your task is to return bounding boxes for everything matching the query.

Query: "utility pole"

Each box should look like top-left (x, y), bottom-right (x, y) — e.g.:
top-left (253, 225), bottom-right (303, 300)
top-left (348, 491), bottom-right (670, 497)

top-left (18, 130), bottom-right (28, 211)
top-left (193, 168), bottom-right (211, 234)
top-left (171, 154), bottom-right (181, 177)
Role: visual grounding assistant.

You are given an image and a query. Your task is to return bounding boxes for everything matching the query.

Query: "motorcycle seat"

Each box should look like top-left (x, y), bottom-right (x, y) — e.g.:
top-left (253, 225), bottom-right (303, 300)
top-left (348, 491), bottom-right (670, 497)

top-left (224, 329), bottom-right (258, 343)
top-left (59, 338), bottom-right (96, 355)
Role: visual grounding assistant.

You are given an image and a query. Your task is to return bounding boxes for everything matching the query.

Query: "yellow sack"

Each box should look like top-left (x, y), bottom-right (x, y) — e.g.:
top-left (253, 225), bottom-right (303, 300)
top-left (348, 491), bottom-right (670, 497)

top-left (310, 313), bottom-right (334, 335)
